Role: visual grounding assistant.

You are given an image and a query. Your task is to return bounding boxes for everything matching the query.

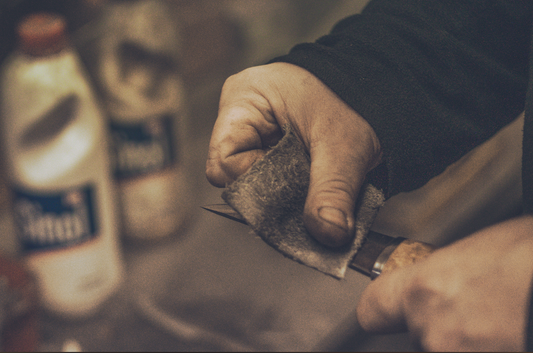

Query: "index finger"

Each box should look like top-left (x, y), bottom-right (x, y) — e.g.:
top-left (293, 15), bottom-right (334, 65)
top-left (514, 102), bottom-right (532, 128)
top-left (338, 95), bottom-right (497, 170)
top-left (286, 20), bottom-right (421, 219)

top-left (356, 267), bottom-right (411, 334)
top-left (206, 109), bottom-right (267, 187)
top-left (206, 76), bottom-right (283, 187)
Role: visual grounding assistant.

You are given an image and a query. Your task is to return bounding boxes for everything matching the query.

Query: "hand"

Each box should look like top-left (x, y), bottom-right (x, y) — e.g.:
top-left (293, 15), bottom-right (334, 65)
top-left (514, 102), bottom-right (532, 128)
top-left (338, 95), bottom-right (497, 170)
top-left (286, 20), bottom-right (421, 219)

top-left (206, 62), bottom-right (382, 247)
top-left (356, 215), bottom-right (533, 351)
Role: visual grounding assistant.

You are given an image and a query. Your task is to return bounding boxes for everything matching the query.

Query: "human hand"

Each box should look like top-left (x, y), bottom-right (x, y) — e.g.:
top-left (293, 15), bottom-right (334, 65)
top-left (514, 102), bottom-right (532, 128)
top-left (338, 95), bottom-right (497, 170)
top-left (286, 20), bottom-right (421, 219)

top-left (356, 215), bottom-right (533, 351)
top-left (206, 63), bottom-right (382, 247)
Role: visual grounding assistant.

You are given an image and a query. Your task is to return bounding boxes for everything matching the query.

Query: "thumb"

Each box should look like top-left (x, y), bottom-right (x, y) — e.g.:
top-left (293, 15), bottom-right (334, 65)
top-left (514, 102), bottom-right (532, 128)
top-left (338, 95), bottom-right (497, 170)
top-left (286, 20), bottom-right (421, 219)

top-left (302, 114), bottom-right (381, 248)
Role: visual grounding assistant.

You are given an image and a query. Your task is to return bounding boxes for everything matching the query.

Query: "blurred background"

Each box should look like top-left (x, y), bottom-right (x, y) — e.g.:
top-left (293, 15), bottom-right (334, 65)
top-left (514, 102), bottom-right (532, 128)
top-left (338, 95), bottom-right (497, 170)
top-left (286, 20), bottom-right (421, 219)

top-left (0, 0), bottom-right (526, 352)
top-left (0, 1), bottom-right (412, 351)
top-left (0, 0), bottom-right (429, 351)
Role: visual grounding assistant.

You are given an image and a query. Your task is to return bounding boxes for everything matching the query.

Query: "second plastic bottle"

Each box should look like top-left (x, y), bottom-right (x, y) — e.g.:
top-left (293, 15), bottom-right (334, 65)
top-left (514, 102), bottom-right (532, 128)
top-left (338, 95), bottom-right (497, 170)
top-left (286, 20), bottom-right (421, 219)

top-left (86, 0), bottom-right (193, 241)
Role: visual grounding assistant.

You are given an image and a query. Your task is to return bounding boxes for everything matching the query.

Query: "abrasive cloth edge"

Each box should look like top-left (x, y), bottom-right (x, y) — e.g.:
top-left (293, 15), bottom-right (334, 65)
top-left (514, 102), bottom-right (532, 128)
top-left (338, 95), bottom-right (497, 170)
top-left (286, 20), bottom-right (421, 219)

top-left (222, 126), bottom-right (385, 279)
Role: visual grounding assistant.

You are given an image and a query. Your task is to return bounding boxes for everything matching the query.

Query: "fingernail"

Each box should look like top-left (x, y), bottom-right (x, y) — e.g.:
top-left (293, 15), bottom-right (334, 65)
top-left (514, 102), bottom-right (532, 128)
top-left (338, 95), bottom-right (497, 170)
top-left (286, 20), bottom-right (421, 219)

top-left (318, 207), bottom-right (349, 232)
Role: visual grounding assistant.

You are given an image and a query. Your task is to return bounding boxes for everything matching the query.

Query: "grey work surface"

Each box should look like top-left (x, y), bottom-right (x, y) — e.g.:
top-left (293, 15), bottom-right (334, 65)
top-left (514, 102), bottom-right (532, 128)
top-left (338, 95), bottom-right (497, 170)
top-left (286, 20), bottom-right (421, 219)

top-left (35, 145), bottom-right (368, 351)
top-left (38, 111), bottom-right (524, 352)
top-left (37, 130), bottom-right (375, 351)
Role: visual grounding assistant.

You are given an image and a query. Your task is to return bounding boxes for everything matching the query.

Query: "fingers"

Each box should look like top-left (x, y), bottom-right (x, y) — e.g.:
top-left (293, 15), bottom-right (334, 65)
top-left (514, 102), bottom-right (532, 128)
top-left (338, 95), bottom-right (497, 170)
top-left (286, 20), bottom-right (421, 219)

top-left (206, 111), bottom-right (269, 187)
top-left (356, 268), bottom-right (411, 334)
top-left (206, 69), bottom-right (283, 187)
top-left (356, 219), bottom-right (533, 351)
top-left (356, 248), bottom-right (446, 335)
top-left (207, 63), bottom-right (383, 250)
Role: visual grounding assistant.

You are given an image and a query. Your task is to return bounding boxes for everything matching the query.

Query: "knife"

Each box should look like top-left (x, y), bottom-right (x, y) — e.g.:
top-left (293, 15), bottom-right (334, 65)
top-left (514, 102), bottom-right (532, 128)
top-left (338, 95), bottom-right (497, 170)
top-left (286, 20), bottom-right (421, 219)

top-left (202, 203), bottom-right (434, 279)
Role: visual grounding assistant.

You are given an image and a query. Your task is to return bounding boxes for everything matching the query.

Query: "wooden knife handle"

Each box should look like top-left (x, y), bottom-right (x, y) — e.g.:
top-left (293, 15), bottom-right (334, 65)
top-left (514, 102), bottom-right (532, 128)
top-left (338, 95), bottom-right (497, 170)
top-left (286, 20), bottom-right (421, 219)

top-left (372, 238), bottom-right (435, 279)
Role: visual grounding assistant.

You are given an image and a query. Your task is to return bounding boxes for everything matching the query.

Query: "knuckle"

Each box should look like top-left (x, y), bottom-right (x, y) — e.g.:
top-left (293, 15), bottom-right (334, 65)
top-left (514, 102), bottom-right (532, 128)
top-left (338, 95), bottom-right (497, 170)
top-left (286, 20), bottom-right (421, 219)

top-left (312, 175), bottom-right (358, 206)
top-left (407, 263), bottom-right (459, 306)
top-left (221, 73), bottom-right (239, 92)
top-left (223, 67), bottom-right (259, 90)
top-left (405, 274), bottom-right (440, 304)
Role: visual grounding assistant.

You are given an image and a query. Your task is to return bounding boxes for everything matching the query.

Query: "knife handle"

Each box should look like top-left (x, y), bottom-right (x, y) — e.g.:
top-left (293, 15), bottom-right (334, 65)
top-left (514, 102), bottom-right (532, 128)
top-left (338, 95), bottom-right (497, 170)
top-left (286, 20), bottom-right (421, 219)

top-left (371, 237), bottom-right (435, 279)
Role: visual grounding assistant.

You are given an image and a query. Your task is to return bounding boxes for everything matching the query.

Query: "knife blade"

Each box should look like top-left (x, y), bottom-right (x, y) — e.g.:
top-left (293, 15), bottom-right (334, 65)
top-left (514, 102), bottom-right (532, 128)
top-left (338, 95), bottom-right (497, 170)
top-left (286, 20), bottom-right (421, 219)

top-left (202, 203), bottom-right (434, 279)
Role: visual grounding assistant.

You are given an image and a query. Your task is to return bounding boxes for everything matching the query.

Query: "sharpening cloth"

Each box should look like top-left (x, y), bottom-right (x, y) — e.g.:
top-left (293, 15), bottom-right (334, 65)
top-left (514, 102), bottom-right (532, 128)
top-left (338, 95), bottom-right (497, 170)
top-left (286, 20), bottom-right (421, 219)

top-left (222, 126), bottom-right (385, 279)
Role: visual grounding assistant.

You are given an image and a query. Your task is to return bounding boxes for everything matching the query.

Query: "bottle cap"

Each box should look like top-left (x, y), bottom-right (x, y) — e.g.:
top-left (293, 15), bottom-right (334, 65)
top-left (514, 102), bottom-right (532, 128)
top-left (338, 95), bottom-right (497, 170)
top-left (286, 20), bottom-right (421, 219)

top-left (17, 13), bottom-right (68, 56)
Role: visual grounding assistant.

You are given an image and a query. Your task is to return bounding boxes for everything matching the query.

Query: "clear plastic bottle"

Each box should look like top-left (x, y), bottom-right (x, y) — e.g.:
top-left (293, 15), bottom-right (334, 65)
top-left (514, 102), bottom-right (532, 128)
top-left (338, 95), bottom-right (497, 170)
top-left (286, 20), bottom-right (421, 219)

top-left (0, 13), bottom-right (124, 318)
top-left (86, 0), bottom-right (192, 241)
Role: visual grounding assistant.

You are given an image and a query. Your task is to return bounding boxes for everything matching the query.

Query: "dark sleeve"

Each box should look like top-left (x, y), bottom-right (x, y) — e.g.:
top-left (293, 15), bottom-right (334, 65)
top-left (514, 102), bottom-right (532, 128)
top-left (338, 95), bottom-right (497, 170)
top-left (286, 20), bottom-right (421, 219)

top-left (272, 0), bottom-right (533, 197)
top-left (522, 25), bottom-right (533, 353)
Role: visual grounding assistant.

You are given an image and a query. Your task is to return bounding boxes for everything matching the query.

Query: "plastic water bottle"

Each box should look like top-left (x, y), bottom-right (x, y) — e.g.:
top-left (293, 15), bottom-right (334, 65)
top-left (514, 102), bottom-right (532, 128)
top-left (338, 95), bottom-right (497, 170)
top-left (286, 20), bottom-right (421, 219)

top-left (86, 0), bottom-right (193, 241)
top-left (0, 13), bottom-right (124, 318)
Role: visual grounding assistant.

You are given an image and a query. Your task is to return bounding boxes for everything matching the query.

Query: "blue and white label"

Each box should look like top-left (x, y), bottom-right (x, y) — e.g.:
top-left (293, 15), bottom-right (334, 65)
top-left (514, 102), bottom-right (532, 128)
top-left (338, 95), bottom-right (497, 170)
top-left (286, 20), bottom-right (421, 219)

top-left (13, 185), bottom-right (98, 252)
top-left (110, 115), bottom-right (176, 179)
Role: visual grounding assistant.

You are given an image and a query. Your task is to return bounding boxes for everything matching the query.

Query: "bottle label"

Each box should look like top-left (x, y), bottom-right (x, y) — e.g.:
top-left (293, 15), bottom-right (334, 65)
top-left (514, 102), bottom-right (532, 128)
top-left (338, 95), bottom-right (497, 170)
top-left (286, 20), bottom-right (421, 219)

top-left (109, 115), bottom-right (176, 179)
top-left (12, 185), bottom-right (99, 252)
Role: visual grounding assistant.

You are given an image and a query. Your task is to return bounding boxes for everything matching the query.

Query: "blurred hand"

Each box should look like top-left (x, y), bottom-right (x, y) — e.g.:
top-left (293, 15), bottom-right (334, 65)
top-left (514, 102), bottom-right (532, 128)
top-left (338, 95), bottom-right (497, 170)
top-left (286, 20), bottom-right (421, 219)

top-left (356, 215), bottom-right (533, 351)
top-left (206, 62), bottom-right (382, 247)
